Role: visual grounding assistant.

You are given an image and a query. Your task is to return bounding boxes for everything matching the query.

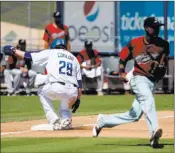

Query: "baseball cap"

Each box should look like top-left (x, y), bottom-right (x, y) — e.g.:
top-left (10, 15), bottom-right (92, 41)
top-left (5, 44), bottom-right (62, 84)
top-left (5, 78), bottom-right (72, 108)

top-left (53, 11), bottom-right (61, 18)
top-left (144, 17), bottom-right (164, 27)
top-left (85, 40), bottom-right (93, 47)
top-left (18, 39), bottom-right (26, 45)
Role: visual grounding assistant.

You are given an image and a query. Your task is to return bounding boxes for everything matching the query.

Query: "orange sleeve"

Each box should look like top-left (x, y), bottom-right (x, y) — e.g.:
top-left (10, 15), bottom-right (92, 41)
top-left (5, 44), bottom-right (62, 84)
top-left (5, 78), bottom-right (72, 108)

top-left (63, 25), bottom-right (68, 36)
top-left (119, 37), bottom-right (139, 61)
top-left (119, 46), bottom-right (130, 61)
top-left (119, 39), bottom-right (134, 67)
top-left (95, 57), bottom-right (101, 65)
top-left (77, 51), bottom-right (84, 64)
top-left (94, 50), bottom-right (101, 64)
top-left (43, 25), bottom-right (50, 42)
top-left (77, 55), bottom-right (83, 64)
top-left (63, 25), bottom-right (68, 29)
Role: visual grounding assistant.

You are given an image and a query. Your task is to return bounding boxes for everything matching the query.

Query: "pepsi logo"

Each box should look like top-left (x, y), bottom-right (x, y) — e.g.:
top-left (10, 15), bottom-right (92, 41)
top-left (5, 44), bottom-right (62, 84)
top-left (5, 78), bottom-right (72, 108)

top-left (83, 1), bottom-right (99, 22)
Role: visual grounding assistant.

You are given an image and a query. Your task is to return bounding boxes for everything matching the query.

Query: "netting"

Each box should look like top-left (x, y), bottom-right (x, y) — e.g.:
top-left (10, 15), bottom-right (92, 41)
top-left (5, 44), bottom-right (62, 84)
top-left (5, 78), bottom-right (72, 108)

top-left (1, 1), bottom-right (55, 50)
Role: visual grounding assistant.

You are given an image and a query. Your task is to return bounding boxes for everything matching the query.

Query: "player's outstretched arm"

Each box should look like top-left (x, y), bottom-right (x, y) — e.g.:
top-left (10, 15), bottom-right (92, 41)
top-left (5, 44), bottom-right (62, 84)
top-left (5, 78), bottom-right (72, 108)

top-left (3, 45), bottom-right (25, 59)
top-left (3, 45), bottom-right (33, 63)
top-left (3, 45), bottom-right (50, 66)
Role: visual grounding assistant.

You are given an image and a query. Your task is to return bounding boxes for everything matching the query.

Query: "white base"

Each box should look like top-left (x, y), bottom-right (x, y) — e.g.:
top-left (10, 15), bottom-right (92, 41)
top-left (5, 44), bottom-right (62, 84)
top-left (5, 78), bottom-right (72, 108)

top-left (31, 124), bottom-right (54, 131)
top-left (31, 123), bottom-right (95, 131)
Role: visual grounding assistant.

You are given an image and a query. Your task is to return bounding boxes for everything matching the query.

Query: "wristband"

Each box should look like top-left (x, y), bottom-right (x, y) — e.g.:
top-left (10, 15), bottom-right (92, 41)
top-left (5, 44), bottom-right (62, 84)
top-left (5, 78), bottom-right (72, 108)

top-left (24, 52), bottom-right (32, 61)
top-left (77, 80), bottom-right (82, 88)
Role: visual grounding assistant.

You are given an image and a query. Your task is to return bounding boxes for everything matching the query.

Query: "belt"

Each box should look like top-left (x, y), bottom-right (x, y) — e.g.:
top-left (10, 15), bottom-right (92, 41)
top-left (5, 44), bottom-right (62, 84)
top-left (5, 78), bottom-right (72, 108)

top-left (51, 81), bottom-right (77, 88)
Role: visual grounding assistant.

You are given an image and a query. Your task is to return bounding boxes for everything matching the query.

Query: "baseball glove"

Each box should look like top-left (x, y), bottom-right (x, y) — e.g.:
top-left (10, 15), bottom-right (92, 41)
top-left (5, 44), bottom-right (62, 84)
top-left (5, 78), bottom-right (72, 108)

top-left (3, 45), bottom-right (16, 56)
top-left (72, 98), bottom-right (80, 113)
top-left (149, 61), bottom-right (166, 81)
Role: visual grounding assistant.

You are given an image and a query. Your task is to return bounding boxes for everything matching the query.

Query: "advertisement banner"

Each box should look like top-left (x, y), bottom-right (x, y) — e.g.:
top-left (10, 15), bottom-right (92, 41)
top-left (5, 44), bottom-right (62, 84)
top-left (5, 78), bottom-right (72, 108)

top-left (64, 2), bottom-right (115, 53)
top-left (119, 1), bottom-right (174, 57)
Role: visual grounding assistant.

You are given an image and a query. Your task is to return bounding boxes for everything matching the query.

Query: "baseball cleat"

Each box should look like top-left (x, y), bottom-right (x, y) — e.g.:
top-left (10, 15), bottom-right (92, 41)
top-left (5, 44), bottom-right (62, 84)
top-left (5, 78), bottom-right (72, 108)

top-left (60, 118), bottom-right (72, 130)
top-left (53, 119), bottom-right (61, 130)
top-left (93, 125), bottom-right (102, 137)
top-left (150, 128), bottom-right (163, 148)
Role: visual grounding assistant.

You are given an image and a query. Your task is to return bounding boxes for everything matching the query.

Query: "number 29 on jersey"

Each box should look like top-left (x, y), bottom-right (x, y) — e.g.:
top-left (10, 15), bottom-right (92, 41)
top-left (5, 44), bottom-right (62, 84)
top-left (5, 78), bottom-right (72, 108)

top-left (59, 60), bottom-right (73, 76)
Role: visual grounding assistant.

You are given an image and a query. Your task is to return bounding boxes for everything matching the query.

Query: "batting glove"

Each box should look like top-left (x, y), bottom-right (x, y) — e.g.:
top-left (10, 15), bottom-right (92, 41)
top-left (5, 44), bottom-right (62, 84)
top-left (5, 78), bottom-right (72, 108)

top-left (72, 98), bottom-right (80, 113)
top-left (3, 45), bottom-right (16, 56)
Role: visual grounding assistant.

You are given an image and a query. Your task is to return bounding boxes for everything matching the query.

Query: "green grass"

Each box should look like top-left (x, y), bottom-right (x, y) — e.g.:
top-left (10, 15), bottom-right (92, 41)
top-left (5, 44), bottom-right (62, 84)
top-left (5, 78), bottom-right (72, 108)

top-left (1, 95), bottom-right (174, 123)
top-left (1, 95), bottom-right (174, 153)
top-left (1, 137), bottom-right (174, 153)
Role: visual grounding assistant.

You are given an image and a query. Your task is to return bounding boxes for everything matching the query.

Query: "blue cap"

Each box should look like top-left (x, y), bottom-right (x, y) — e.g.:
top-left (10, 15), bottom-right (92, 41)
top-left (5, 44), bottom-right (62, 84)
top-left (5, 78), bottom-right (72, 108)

top-left (50, 38), bottom-right (66, 49)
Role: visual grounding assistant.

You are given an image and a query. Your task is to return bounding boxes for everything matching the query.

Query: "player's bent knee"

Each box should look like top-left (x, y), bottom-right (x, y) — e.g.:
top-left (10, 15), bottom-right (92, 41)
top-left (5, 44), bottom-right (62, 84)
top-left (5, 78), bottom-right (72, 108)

top-left (129, 108), bottom-right (143, 122)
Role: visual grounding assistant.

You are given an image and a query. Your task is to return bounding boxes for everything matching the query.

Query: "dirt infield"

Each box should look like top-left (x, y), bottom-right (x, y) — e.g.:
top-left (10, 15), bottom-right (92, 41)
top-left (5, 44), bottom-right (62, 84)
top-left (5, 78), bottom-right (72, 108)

top-left (1, 111), bottom-right (174, 139)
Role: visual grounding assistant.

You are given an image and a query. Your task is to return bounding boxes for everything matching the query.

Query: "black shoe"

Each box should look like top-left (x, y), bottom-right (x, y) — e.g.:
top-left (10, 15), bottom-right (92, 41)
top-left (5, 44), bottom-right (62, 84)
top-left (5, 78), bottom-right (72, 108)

top-left (93, 125), bottom-right (102, 137)
top-left (150, 128), bottom-right (163, 148)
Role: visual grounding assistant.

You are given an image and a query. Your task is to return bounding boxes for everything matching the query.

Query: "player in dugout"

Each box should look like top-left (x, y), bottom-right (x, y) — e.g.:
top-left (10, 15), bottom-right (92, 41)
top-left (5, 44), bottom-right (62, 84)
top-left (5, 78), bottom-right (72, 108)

top-left (77, 40), bottom-right (104, 96)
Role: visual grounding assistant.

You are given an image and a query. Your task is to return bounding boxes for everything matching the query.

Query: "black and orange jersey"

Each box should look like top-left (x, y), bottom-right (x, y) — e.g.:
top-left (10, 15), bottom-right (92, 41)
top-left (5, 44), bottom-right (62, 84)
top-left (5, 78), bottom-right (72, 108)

top-left (77, 49), bottom-right (101, 65)
top-left (43, 24), bottom-right (69, 46)
top-left (119, 36), bottom-right (169, 78)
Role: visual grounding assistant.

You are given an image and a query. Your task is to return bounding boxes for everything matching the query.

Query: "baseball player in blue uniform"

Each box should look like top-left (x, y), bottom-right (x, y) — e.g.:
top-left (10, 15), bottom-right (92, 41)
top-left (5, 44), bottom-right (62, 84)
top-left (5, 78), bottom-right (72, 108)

top-left (93, 17), bottom-right (169, 148)
top-left (3, 38), bottom-right (82, 130)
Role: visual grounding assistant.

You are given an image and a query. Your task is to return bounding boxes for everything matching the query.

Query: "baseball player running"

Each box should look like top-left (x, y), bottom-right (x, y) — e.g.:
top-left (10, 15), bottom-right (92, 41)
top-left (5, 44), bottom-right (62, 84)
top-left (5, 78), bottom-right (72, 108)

top-left (93, 17), bottom-right (169, 148)
top-left (3, 38), bottom-right (82, 130)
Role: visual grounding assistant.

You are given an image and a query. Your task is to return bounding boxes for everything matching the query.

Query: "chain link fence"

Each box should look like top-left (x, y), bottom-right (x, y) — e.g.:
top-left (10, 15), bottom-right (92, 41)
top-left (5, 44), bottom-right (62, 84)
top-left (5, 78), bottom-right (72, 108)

top-left (1, 1), bottom-right (55, 51)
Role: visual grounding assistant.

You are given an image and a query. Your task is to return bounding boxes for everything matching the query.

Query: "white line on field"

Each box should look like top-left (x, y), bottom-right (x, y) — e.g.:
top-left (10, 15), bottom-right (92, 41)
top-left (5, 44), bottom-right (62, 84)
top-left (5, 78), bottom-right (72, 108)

top-left (1, 130), bottom-right (31, 136)
top-left (1, 115), bottom-right (174, 136)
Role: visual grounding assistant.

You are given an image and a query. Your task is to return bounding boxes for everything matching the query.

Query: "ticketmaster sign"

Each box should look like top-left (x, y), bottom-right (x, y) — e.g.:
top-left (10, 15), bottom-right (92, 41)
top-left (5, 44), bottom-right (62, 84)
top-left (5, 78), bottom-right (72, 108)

top-left (119, 1), bottom-right (174, 57)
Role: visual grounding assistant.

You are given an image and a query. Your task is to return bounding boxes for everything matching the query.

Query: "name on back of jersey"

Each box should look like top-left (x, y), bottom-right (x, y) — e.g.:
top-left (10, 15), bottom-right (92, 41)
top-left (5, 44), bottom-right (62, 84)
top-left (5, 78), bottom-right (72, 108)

top-left (57, 53), bottom-right (74, 61)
